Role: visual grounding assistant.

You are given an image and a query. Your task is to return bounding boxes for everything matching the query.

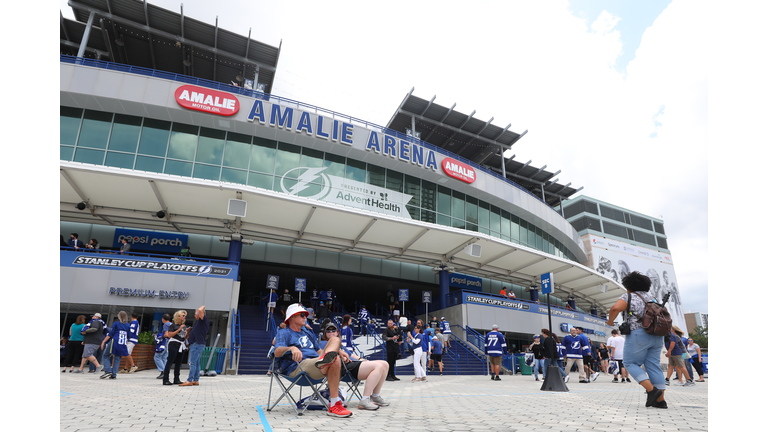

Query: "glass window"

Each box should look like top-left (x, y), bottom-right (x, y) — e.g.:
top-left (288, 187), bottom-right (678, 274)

top-left (478, 201), bottom-right (490, 228)
top-left (500, 210), bottom-right (510, 237)
top-left (223, 132), bottom-right (251, 169)
top-left (536, 227), bottom-right (543, 250)
top-left (60, 145), bottom-right (74, 161)
top-left (60, 107), bottom-right (82, 145)
top-left (386, 170), bottom-right (403, 193)
top-left (452, 192), bottom-right (465, 222)
top-left (77, 110), bottom-right (113, 149)
top-left (323, 153), bottom-right (346, 177)
top-left (164, 159), bottom-right (193, 177)
top-left (437, 186), bottom-right (451, 215)
top-left (105, 152), bottom-right (135, 169)
top-left (346, 159), bottom-right (366, 182)
top-left (451, 218), bottom-right (465, 230)
top-left (465, 197), bottom-right (478, 225)
top-left (300, 148), bottom-right (324, 168)
top-left (195, 127), bottom-right (225, 165)
top-left (437, 213), bottom-right (451, 227)
top-left (275, 142), bottom-right (301, 178)
top-left (138, 118), bottom-right (171, 157)
top-left (421, 210), bottom-right (436, 224)
top-left (135, 155), bottom-right (164, 173)
top-left (406, 206), bottom-right (420, 220)
top-left (108, 114), bottom-right (142, 153)
top-left (490, 206), bottom-right (501, 233)
top-left (510, 214), bottom-right (520, 242)
top-left (221, 168), bottom-right (247, 185)
top-left (479, 227), bottom-right (490, 235)
top-left (421, 181), bottom-right (436, 211)
top-left (250, 137), bottom-right (277, 174)
top-left (248, 172), bottom-right (274, 190)
top-left (367, 164), bottom-right (386, 188)
top-left (404, 175), bottom-right (421, 209)
top-left (193, 164), bottom-right (221, 181)
top-left (466, 223), bottom-right (478, 232)
top-left (168, 123), bottom-right (199, 161)
top-left (73, 148), bottom-right (104, 165)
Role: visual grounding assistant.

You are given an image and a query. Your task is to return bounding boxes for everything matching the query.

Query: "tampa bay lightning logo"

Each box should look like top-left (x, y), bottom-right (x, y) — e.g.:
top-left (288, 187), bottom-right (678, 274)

top-left (198, 266), bottom-right (213, 275)
top-left (280, 167), bottom-right (331, 200)
top-left (571, 342), bottom-right (580, 350)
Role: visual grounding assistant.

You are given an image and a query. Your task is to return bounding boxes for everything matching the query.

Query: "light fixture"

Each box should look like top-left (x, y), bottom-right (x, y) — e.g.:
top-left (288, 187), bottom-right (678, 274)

top-left (75, 202), bottom-right (86, 210)
top-left (155, 210), bottom-right (166, 219)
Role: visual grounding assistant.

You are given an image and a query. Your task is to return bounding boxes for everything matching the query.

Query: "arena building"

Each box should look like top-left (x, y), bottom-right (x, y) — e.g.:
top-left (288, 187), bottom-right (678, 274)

top-left (60, 0), bottom-right (621, 367)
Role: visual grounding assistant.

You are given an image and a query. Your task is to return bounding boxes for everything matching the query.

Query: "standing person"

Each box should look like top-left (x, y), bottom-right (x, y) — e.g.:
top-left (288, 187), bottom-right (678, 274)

top-left (181, 305), bottom-right (208, 387)
top-left (265, 290), bottom-right (278, 319)
top-left (387, 291), bottom-right (396, 314)
top-left (607, 329), bottom-right (630, 383)
top-left (68, 233), bottom-right (84, 249)
top-left (153, 314), bottom-right (171, 379)
top-left (686, 338), bottom-right (706, 382)
top-left (499, 287), bottom-right (507, 297)
top-left (62, 315), bottom-right (86, 373)
top-left (382, 319), bottom-right (402, 381)
top-left (162, 310), bottom-right (188, 386)
top-left (485, 324), bottom-right (507, 381)
top-left (562, 327), bottom-right (587, 383)
top-left (411, 325), bottom-right (426, 382)
top-left (664, 326), bottom-right (694, 387)
top-left (311, 287), bottom-right (320, 311)
top-left (317, 301), bottom-right (329, 321)
top-left (575, 327), bottom-right (599, 382)
top-left (86, 238), bottom-right (99, 250)
top-left (541, 329), bottom-right (567, 380)
top-left (607, 271), bottom-right (667, 409)
top-left (439, 317), bottom-right (452, 352)
top-left (119, 312), bottom-right (140, 374)
top-left (75, 313), bottom-right (104, 373)
top-left (279, 289), bottom-right (293, 319)
top-left (340, 315), bottom-right (357, 358)
top-left (99, 311), bottom-right (131, 379)
top-left (598, 343), bottom-right (610, 374)
top-left (431, 335), bottom-right (444, 375)
top-left (430, 316), bottom-right (439, 331)
top-left (552, 333), bottom-right (568, 381)
top-left (326, 288), bottom-right (335, 314)
top-left (359, 305), bottom-right (369, 336)
top-left (119, 238), bottom-right (131, 254)
top-left (529, 335), bottom-right (546, 381)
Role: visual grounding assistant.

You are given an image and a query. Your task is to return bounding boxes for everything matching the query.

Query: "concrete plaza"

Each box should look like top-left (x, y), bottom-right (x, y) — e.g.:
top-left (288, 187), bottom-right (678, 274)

top-left (60, 369), bottom-right (708, 431)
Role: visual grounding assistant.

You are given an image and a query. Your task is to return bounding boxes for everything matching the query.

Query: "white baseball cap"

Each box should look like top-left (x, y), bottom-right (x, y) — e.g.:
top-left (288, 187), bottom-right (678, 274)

top-left (284, 303), bottom-right (308, 324)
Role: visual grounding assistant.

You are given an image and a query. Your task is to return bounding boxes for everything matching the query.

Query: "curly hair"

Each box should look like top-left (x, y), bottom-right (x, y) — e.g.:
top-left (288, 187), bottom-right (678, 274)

top-left (622, 271), bottom-right (651, 292)
top-left (173, 310), bottom-right (187, 325)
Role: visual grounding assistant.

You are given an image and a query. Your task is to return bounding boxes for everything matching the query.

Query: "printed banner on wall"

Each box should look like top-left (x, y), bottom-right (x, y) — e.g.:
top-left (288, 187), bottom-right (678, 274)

top-left (587, 235), bottom-right (687, 335)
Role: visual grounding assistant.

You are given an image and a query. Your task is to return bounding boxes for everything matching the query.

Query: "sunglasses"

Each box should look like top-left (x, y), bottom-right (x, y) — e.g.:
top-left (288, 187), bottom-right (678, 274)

top-left (325, 328), bottom-right (338, 333)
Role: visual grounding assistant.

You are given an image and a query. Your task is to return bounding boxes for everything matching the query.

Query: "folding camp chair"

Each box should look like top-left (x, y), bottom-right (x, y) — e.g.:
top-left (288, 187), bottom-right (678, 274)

top-left (339, 359), bottom-right (364, 403)
top-left (266, 350), bottom-right (330, 416)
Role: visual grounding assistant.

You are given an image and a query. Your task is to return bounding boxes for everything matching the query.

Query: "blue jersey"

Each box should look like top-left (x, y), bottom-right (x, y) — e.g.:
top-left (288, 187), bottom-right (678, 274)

top-left (129, 319), bottom-right (140, 344)
top-left (274, 327), bottom-right (321, 375)
top-left (485, 331), bottom-right (507, 357)
top-left (341, 326), bottom-right (355, 350)
top-left (440, 320), bottom-right (451, 334)
top-left (108, 322), bottom-right (131, 357)
top-left (578, 334), bottom-right (591, 355)
top-left (431, 338), bottom-right (443, 355)
top-left (556, 342), bottom-right (566, 360)
top-left (562, 335), bottom-right (583, 358)
top-left (319, 290), bottom-right (327, 301)
top-left (311, 289), bottom-right (319, 300)
top-left (359, 308), bottom-right (369, 323)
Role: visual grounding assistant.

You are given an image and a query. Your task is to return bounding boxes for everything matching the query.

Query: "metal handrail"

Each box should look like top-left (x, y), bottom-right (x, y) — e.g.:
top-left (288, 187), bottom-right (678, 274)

top-left (229, 307), bottom-right (241, 373)
top-left (60, 54), bottom-right (561, 213)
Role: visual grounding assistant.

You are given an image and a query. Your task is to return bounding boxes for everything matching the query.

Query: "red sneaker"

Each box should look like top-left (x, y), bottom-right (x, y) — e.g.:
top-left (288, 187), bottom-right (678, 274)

top-left (327, 400), bottom-right (353, 418)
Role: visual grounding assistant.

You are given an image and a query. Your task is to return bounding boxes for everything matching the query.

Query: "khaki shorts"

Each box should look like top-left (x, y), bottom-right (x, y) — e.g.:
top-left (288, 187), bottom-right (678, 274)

top-left (288, 356), bottom-right (328, 380)
top-left (127, 342), bottom-right (136, 355)
top-left (668, 355), bottom-right (684, 368)
top-left (489, 356), bottom-right (502, 365)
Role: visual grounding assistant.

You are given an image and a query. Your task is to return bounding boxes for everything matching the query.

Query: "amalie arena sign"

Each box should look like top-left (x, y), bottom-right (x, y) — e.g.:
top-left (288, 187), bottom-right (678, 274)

top-left (174, 85), bottom-right (240, 116)
top-left (442, 158), bottom-right (476, 184)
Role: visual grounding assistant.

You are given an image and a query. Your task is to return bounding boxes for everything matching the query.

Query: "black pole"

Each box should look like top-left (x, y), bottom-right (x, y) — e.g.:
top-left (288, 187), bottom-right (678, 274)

top-left (547, 293), bottom-right (552, 334)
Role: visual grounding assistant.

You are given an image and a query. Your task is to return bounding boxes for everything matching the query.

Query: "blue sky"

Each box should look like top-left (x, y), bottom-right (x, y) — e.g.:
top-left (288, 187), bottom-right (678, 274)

top-left (568, 0), bottom-right (673, 73)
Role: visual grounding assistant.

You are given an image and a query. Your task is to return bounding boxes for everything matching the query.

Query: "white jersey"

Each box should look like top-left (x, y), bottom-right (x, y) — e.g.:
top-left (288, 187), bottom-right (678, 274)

top-left (606, 336), bottom-right (625, 360)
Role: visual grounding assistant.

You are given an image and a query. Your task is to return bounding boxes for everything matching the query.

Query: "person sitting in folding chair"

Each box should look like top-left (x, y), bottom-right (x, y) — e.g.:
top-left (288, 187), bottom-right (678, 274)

top-left (274, 304), bottom-right (357, 418)
top-left (319, 321), bottom-right (391, 411)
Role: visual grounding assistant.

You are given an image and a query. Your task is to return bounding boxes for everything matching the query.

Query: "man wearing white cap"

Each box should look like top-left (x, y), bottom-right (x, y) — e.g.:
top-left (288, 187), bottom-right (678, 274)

top-left (274, 304), bottom-right (358, 418)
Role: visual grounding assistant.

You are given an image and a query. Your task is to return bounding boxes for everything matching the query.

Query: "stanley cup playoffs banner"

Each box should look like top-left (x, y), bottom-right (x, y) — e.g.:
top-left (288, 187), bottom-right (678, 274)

top-left (586, 235), bottom-right (688, 335)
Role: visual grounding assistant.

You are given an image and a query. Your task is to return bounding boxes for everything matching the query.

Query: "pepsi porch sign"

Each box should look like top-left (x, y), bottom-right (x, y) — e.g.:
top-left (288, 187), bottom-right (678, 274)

top-left (113, 228), bottom-right (187, 254)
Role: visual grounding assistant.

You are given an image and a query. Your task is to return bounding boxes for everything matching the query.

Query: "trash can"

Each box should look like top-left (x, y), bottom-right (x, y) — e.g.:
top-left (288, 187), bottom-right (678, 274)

top-left (518, 355), bottom-right (532, 375)
top-left (200, 347), bottom-right (218, 370)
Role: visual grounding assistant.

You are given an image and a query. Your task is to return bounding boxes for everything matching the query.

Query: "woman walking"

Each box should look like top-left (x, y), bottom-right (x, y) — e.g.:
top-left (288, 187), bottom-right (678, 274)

top-left (607, 271), bottom-right (667, 408)
top-left (62, 315), bottom-right (86, 373)
top-left (686, 338), bottom-right (706, 382)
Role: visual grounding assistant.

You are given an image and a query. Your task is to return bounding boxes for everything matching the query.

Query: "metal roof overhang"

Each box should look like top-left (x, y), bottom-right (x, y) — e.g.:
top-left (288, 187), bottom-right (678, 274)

top-left (386, 92), bottom-right (582, 208)
top-left (60, 161), bottom-right (624, 312)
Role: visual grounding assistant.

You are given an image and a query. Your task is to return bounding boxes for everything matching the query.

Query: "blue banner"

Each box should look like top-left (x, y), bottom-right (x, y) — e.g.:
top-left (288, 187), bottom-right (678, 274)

top-left (295, 278), bottom-right (306, 292)
top-left (113, 228), bottom-right (188, 254)
top-left (399, 289), bottom-right (409, 301)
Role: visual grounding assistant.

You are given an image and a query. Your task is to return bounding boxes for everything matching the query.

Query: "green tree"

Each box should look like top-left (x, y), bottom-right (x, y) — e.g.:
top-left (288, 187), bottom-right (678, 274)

top-left (689, 326), bottom-right (707, 349)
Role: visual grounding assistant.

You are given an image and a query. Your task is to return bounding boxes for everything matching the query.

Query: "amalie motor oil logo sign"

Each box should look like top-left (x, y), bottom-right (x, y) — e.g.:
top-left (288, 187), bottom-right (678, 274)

top-left (174, 85), bottom-right (240, 116)
top-left (441, 157), bottom-right (476, 184)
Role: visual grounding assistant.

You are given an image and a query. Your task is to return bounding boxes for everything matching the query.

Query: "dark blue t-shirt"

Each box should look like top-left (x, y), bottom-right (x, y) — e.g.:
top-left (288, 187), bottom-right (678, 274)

top-left (187, 315), bottom-right (210, 345)
top-left (274, 326), bottom-right (320, 375)
top-left (665, 332), bottom-right (683, 355)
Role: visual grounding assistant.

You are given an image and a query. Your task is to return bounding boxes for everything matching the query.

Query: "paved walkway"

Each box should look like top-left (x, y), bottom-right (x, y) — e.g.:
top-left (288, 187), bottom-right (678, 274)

top-left (60, 370), bottom-right (708, 431)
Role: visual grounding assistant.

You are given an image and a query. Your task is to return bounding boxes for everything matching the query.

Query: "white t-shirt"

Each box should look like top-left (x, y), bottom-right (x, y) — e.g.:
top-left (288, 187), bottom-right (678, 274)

top-left (606, 336), bottom-right (625, 360)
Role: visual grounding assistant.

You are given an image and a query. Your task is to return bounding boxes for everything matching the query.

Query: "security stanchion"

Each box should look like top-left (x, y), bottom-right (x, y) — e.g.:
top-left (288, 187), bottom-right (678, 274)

top-left (540, 365), bottom-right (569, 391)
